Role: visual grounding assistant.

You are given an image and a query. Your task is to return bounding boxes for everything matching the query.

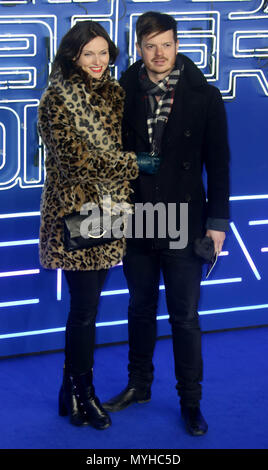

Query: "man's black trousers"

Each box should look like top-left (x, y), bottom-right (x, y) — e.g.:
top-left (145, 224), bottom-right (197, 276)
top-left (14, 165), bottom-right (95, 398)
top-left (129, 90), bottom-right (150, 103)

top-left (123, 244), bottom-right (203, 407)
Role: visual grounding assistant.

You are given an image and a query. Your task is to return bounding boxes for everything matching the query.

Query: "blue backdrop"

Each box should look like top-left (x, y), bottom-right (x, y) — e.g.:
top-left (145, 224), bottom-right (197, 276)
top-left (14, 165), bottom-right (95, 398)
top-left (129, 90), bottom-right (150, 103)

top-left (0, 0), bottom-right (267, 357)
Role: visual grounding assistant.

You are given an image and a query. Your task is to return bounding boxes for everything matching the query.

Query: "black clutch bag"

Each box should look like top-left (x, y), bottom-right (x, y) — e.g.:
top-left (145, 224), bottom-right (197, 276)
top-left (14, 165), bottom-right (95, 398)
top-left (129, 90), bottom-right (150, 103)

top-left (63, 210), bottom-right (124, 251)
top-left (193, 236), bottom-right (215, 262)
top-left (194, 236), bottom-right (219, 278)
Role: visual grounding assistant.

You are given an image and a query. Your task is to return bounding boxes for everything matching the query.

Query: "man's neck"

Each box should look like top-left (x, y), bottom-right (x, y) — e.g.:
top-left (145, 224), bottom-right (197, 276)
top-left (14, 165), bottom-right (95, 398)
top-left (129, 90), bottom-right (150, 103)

top-left (147, 70), bottom-right (169, 84)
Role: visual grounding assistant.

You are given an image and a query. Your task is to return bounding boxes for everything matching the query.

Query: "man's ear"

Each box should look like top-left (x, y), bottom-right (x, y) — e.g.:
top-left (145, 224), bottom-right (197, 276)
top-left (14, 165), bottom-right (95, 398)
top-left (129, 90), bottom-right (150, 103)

top-left (136, 42), bottom-right (142, 58)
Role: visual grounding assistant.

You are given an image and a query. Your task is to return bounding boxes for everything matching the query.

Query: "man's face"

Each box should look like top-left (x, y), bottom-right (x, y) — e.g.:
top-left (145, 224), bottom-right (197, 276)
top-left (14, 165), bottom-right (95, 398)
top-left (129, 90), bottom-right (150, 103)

top-left (136, 29), bottom-right (179, 83)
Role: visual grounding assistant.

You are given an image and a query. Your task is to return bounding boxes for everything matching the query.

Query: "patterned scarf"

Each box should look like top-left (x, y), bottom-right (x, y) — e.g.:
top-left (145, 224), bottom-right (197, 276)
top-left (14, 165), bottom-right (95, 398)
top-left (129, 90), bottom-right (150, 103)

top-left (139, 55), bottom-right (183, 155)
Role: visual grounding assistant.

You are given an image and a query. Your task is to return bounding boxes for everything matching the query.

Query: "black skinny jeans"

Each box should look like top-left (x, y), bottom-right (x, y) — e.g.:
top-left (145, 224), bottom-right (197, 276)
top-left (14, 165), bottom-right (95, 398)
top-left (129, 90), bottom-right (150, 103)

top-left (123, 244), bottom-right (203, 407)
top-left (64, 269), bottom-right (108, 375)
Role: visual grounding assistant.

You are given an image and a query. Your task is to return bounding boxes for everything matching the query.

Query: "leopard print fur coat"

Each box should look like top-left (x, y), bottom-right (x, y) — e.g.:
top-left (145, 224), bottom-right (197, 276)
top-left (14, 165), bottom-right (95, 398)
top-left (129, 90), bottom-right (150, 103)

top-left (38, 68), bottom-right (138, 270)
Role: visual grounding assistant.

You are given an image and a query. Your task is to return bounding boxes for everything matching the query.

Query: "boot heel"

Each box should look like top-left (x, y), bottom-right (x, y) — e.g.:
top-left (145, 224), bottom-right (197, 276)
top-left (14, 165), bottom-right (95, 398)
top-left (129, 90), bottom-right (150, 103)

top-left (58, 386), bottom-right (68, 417)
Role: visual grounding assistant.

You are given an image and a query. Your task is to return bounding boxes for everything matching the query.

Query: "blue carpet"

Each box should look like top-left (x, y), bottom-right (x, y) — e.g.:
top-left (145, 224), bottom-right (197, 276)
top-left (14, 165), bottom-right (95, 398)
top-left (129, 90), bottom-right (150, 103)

top-left (0, 326), bottom-right (268, 449)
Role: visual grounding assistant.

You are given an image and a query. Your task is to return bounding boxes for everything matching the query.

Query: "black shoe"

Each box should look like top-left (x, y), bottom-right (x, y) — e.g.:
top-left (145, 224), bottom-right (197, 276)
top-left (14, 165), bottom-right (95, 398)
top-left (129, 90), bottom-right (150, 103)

top-left (59, 372), bottom-right (111, 430)
top-left (102, 385), bottom-right (151, 412)
top-left (181, 406), bottom-right (208, 436)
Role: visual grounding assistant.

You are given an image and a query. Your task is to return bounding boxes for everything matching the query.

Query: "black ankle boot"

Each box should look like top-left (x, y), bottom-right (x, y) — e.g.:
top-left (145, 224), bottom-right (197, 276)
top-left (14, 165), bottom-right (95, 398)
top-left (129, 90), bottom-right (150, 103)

top-left (58, 371), bottom-right (111, 430)
top-left (181, 406), bottom-right (208, 436)
top-left (102, 384), bottom-right (151, 412)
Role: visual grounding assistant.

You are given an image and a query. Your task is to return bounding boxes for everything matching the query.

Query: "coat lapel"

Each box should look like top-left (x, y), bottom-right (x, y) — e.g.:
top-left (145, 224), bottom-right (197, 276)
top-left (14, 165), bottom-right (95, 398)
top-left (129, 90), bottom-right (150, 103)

top-left (163, 73), bottom-right (205, 150)
top-left (162, 80), bottom-right (184, 146)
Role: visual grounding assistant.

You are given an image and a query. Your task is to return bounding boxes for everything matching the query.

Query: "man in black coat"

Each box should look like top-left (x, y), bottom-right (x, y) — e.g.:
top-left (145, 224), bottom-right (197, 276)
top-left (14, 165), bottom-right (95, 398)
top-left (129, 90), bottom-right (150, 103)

top-left (104, 11), bottom-right (230, 436)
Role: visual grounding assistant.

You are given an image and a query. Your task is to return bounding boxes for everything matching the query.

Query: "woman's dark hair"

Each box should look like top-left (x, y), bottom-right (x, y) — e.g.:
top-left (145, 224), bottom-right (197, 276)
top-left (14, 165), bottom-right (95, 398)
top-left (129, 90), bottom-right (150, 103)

top-left (50, 21), bottom-right (119, 79)
top-left (136, 11), bottom-right (177, 46)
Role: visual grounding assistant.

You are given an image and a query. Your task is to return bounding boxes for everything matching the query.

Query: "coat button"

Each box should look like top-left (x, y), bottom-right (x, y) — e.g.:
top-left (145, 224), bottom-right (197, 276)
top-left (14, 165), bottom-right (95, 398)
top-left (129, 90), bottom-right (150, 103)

top-left (184, 129), bottom-right (191, 137)
top-left (182, 161), bottom-right (191, 170)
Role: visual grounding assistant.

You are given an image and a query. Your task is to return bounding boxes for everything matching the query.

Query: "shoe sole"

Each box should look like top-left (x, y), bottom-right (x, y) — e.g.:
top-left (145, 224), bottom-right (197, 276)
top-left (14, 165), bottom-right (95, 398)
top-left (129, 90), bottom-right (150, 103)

top-left (187, 427), bottom-right (208, 436)
top-left (103, 397), bottom-right (151, 413)
top-left (68, 415), bottom-right (111, 429)
top-left (60, 406), bottom-right (112, 429)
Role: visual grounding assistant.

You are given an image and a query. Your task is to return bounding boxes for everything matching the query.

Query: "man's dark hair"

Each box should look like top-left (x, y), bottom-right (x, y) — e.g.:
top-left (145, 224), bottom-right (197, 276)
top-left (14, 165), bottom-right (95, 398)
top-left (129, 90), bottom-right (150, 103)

top-left (136, 11), bottom-right (177, 46)
top-left (50, 20), bottom-right (119, 79)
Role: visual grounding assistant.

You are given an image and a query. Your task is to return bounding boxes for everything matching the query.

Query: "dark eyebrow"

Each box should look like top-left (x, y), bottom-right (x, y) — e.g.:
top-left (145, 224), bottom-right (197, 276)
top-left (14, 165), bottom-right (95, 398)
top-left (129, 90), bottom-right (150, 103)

top-left (83, 48), bottom-right (108, 53)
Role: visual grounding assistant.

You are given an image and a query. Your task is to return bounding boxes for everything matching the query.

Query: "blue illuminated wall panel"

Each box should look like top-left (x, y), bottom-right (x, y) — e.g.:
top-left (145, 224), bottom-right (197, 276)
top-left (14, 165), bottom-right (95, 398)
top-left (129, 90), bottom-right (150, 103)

top-left (0, 0), bottom-right (267, 357)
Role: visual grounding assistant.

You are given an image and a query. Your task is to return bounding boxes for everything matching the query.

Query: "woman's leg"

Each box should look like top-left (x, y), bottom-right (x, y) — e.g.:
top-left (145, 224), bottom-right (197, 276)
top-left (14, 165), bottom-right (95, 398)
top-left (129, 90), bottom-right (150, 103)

top-left (59, 269), bottom-right (110, 429)
top-left (64, 269), bottom-right (107, 375)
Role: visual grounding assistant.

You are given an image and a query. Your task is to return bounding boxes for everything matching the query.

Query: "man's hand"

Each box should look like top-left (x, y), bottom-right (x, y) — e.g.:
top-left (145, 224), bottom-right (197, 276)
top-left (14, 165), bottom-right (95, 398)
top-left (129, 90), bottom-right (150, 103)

top-left (205, 229), bottom-right (226, 255)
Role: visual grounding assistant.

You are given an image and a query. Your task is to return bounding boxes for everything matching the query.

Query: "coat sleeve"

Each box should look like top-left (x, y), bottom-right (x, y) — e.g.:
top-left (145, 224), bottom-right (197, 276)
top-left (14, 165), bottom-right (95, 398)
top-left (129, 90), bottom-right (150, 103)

top-left (203, 86), bottom-right (230, 222)
top-left (38, 91), bottom-right (139, 184)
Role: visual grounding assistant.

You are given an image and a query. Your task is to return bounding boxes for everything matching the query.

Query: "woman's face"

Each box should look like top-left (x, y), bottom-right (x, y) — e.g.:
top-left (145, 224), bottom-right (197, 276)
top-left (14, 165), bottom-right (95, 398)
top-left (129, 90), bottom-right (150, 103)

top-left (76, 36), bottom-right (110, 79)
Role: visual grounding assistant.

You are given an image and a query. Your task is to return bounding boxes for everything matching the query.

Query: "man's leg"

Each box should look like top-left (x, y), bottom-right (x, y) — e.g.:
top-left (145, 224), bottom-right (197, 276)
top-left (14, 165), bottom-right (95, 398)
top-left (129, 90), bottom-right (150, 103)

top-left (125, 248), bottom-right (161, 387)
top-left (103, 247), bottom-right (160, 411)
top-left (160, 247), bottom-right (208, 435)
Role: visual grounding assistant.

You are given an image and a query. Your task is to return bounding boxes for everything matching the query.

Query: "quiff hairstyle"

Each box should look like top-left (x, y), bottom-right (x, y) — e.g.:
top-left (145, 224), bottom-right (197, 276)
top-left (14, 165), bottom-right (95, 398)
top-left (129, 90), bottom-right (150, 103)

top-left (136, 11), bottom-right (178, 46)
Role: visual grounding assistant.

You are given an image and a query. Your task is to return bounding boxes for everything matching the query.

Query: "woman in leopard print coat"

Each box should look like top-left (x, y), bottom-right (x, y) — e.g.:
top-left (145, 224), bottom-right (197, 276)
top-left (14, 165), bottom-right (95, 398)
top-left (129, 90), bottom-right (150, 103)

top-left (38, 21), bottom-right (138, 430)
top-left (38, 44), bottom-right (138, 271)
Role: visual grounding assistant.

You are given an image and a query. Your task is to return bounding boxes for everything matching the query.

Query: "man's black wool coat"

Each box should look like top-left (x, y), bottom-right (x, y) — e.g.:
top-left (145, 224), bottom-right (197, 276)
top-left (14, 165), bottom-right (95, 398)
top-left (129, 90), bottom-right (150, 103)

top-left (119, 54), bottom-right (230, 249)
